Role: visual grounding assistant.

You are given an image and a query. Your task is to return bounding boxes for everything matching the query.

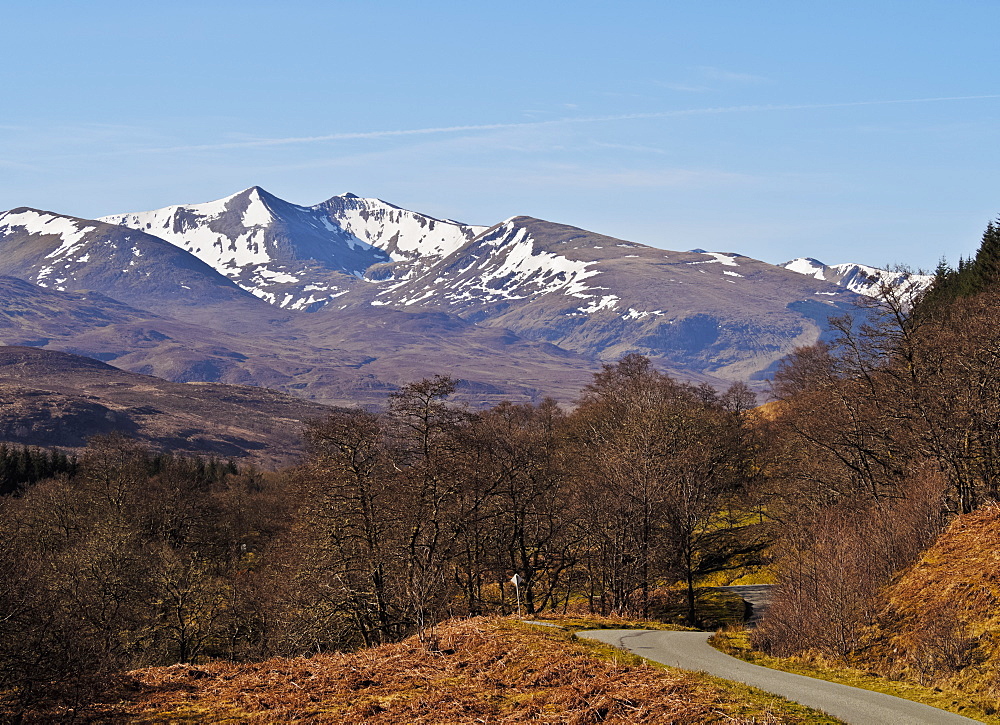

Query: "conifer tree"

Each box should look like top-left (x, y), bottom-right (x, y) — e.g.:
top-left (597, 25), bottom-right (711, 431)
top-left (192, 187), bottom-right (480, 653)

top-left (920, 217), bottom-right (1000, 310)
top-left (973, 219), bottom-right (1000, 290)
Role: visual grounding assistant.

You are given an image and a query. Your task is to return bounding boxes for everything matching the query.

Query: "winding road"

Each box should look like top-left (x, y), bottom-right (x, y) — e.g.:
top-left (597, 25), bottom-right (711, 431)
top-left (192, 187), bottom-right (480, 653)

top-left (576, 628), bottom-right (982, 724)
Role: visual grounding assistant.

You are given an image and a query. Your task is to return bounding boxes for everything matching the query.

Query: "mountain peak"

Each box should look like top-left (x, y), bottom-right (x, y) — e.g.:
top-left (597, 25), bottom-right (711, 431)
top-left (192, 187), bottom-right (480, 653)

top-left (321, 192), bottom-right (404, 213)
top-left (233, 185), bottom-right (281, 205)
top-left (781, 257), bottom-right (933, 299)
top-left (780, 258), bottom-right (827, 279)
top-left (783, 256), bottom-right (826, 267)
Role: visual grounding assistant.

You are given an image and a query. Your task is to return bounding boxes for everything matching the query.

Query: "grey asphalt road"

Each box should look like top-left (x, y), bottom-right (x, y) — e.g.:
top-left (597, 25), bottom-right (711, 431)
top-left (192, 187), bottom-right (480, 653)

top-left (577, 629), bottom-right (982, 725)
top-left (716, 584), bottom-right (772, 625)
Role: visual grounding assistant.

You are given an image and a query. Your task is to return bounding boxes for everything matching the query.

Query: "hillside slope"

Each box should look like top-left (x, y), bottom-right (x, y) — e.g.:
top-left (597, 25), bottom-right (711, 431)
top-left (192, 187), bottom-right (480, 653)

top-left (0, 207), bottom-right (261, 317)
top-left (858, 504), bottom-right (1000, 705)
top-left (0, 276), bottom-right (599, 408)
top-left (85, 618), bottom-right (820, 724)
top-left (0, 346), bottom-right (332, 467)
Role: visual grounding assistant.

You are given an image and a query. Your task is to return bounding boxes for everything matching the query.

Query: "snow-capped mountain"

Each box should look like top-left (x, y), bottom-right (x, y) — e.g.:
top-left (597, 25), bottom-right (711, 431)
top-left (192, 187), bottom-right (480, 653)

top-left (101, 187), bottom-right (485, 311)
top-left (0, 207), bottom-right (257, 312)
top-left (781, 257), bottom-right (933, 300)
top-left (368, 215), bottom-right (861, 379)
top-left (370, 217), bottom-right (610, 311)
top-left (314, 192), bottom-right (488, 262)
top-left (0, 187), bottom-right (893, 405)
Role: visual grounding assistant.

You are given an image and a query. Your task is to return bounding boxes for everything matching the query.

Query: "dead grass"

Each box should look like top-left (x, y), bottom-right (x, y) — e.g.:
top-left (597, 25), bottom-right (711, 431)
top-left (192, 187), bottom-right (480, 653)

top-left (856, 503), bottom-right (1000, 714)
top-left (75, 617), bottom-right (823, 723)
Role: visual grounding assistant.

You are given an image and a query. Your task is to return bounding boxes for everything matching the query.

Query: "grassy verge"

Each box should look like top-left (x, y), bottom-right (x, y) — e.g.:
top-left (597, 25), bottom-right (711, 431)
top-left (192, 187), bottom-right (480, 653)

top-left (569, 626), bottom-right (843, 724)
top-left (518, 612), bottom-right (692, 632)
top-left (710, 628), bottom-right (998, 724)
top-left (519, 587), bottom-right (748, 631)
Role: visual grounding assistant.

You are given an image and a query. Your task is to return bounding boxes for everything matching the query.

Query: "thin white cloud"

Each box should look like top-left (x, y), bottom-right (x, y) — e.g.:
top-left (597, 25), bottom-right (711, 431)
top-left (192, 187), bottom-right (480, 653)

top-left (520, 166), bottom-right (753, 189)
top-left (591, 141), bottom-right (669, 155)
top-left (661, 83), bottom-right (711, 93)
top-left (696, 66), bottom-right (769, 84)
top-left (0, 159), bottom-right (41, 171)
top-left (146, 94), bottom-right (1000, 153)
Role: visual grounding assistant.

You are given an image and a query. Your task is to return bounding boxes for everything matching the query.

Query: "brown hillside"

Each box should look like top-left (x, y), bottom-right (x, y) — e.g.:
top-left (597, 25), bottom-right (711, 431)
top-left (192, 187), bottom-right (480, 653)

top-left (0, 346), bottom-right (332, 468)
top-left (88, 618), bottom-right (811, 724)
top-left (858, 504), bottom-right (1000, 703)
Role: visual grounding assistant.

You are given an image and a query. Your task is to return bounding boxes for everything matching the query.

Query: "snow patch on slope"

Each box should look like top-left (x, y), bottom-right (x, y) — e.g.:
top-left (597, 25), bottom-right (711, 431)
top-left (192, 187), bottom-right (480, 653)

top-left (690, 251), bottom-right (740, 267)
top-left (0, 209), bottom-right (100, 290)
top-left (781, 258), bottom-right (933, 299)
top-left (368, 219), bottom-right (617, 313)
top-left (450, 222), bottom-right (601, 303)
top-left (0, 210), bottom-right (95, 253)
top-left (782, 257), bottom-right (827, 280)
top-left (323, 196), bottom-right (486, 261)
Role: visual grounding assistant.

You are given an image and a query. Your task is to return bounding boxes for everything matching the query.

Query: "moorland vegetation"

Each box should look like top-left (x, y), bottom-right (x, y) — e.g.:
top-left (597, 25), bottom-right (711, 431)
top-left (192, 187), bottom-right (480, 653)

top-left (4, 220), bottom-right (1000, 719)
top-left (0, 356), bottom-right (768, 717)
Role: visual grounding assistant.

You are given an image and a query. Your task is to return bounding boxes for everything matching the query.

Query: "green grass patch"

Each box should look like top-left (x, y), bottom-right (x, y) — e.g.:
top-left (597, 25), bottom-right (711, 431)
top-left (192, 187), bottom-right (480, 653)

top-left (711, 628), bottom-right (999, 725)
top-left (519, 615), bottom-right (692, 633)
top-left (520, 586), bottom-right (748, 631)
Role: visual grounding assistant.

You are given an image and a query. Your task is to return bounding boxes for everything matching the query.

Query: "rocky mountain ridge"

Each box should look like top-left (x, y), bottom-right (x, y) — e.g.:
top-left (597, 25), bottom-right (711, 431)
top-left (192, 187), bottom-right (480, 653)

top-left (780, 257), bottom-right (934, 299)
top-left (100, 187), bottom-right (486, 311)
top-left (0, 187), bottom-right (904, 407)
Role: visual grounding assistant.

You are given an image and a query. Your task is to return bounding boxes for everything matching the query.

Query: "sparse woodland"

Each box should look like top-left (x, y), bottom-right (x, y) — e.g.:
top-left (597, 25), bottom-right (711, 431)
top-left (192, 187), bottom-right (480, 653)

top-left (754, 219), bottom-right (1000, 702)
top-left (5, 221), bottom-right (1000, 717)
top-left (0, 357), bottom-right (766, 715)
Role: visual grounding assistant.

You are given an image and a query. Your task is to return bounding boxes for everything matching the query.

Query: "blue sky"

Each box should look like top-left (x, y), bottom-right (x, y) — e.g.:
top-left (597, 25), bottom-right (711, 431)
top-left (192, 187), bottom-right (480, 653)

top-left (3, 0), bottom-right (999, 270)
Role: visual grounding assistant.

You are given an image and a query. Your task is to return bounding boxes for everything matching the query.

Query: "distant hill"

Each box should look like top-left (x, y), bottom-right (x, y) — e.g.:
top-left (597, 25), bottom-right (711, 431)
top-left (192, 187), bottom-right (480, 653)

top-left (368, 215), bottom-right (861, 381)
top-left (0, 276), bottom-right (597, 409)
top-left (0, 207), bottom-right (261, 316)
top-left (0, 346), bottom-right (332, 467)
top-left (0, 188), bottom-right (889, 407)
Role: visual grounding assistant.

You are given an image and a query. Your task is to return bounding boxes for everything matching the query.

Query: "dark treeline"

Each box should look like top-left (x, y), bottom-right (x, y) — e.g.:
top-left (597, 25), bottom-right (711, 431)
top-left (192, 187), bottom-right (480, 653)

top-left (0, 360), bottom-right (766, 712)
top-left (0, 438), bottom-right (257, 711)
top-left (0, 444), bottom-right (77, 496)
top-left (754, 218), bottom-right (1000, 666)
top-left (924, 217), bottom-right (1000, 304)
top-left (0, 445), bottom-right (237, 498)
